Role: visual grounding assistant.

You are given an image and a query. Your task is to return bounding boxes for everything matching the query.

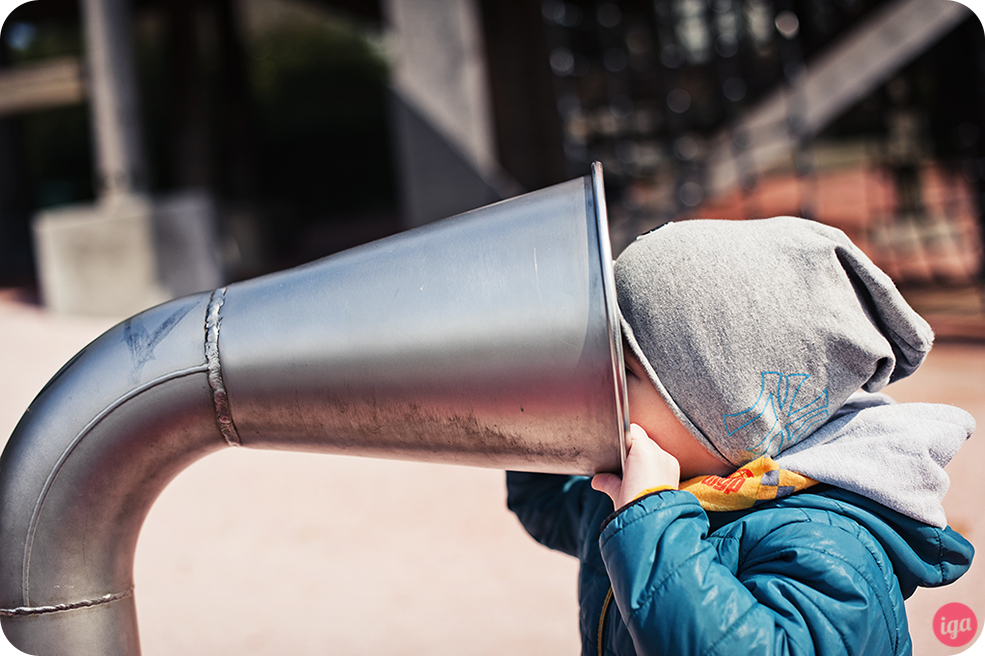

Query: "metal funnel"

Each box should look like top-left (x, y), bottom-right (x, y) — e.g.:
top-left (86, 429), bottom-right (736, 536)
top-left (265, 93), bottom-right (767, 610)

top-left (0, 162), bottom-right (627, 655)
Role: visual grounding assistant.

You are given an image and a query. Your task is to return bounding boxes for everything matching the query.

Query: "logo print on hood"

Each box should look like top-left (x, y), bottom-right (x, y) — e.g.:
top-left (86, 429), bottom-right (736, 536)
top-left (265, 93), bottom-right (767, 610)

top-left (723, 372), bottom-right (829, 457)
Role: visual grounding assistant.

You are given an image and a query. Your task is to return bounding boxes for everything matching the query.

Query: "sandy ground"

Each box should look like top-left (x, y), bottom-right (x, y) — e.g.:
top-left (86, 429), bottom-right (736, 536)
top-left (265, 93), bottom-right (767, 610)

top-left (0, 289), bottom-right (982, 655)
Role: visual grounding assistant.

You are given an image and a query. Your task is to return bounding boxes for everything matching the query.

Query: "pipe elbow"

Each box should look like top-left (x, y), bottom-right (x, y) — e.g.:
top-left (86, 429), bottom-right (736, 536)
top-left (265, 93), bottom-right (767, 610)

top-left (0, 290), bottom-right (228, 653)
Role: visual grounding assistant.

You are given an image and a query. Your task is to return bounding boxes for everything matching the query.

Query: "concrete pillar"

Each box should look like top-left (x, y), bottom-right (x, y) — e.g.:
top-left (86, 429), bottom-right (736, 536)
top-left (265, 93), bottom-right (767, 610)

top-left (32, 0), bottom-right (223, 316)
top-left (383, 0), bottom-right (519, 228)
top-left (81, 0), bottom-right (148, 199)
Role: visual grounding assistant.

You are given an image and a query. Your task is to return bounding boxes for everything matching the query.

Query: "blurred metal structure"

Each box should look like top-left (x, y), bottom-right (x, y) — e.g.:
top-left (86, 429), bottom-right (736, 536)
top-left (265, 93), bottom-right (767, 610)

top-left (0, 163), bottom-right (628, 655)
top-left (5, 0), bottom-right (983, 293)
top-left (705, 0), bottom-right (973, 197)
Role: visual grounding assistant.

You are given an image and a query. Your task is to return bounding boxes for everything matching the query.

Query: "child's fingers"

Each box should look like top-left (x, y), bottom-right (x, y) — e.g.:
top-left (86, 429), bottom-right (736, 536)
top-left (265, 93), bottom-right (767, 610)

top-left (593, 424), bottom-right (683, 508)
top-left (628, 422), bottom-right (648, 443)
top-left (591, 473), bottom-right (622, 504)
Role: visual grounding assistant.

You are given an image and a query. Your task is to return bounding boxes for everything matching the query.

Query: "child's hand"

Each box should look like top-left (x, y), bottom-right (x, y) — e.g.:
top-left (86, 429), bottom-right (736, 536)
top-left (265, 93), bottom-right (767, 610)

top-left (592, 423), bottom-right (681, 510)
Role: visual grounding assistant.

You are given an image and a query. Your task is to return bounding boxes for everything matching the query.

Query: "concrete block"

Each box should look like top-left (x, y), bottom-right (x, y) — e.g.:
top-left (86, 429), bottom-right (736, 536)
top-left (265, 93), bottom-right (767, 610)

top-left (34, 195), bottom-right (168, 317)
top-left (152, 189), bottom-right (223, 297)
top-left (33, 190), bottom-right (226, 316)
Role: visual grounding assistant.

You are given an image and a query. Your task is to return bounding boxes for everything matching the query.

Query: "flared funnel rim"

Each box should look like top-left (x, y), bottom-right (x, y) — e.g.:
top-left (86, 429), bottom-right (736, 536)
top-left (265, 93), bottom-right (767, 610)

top-left (591, 161), bottom-right (629, 473)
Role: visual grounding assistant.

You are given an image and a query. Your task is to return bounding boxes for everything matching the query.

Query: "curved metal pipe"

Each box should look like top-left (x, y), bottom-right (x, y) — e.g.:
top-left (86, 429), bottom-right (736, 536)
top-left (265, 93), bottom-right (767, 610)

top-left (0, 164), bottom-right (627, 655)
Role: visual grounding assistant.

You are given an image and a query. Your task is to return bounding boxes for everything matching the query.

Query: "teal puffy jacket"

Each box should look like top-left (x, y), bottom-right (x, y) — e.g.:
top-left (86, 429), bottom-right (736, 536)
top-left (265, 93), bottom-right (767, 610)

top-left (506, 473), bottom-right (973, 656)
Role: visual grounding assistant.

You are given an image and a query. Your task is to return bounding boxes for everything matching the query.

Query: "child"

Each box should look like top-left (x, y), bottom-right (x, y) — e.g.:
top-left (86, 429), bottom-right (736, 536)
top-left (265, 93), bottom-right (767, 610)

top-left (507, 217), bottom-right (974, 656)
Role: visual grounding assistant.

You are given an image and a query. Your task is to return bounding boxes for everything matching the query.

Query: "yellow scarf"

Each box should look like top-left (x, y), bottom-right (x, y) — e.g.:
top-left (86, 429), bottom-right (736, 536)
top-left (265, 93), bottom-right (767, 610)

top-left (676, 456), bottom-right (818, 513)
top-left (600, 457), bottom-right (818, 654)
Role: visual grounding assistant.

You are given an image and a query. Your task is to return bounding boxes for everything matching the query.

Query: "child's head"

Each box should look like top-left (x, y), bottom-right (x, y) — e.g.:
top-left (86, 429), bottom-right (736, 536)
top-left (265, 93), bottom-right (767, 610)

top-left (623, 342), bottom-right (734, 478)
top-left (614, 217), bottom-right (934, 469)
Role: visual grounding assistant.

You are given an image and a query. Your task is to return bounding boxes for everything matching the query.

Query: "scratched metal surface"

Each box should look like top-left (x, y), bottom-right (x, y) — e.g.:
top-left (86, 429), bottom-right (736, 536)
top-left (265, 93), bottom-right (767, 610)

top-left (0, 165), bottom-right (627, 655)
top-left (0, 297), bottom-right (584, 656)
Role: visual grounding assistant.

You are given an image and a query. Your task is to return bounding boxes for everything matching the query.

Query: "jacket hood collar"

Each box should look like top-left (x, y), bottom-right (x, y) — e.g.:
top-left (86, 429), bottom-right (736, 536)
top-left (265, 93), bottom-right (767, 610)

top-left (774, 391), bottom-right (974, 528)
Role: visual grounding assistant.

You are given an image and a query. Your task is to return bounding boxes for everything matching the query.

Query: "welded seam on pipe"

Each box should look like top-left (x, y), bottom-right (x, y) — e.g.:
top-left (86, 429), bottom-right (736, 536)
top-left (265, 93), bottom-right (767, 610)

top-left (0, 588), bottom-right (134, 617)
top-left (21, 365), bottom-right (209, 605)
top-left (206, 287), bottom-right (241, 447)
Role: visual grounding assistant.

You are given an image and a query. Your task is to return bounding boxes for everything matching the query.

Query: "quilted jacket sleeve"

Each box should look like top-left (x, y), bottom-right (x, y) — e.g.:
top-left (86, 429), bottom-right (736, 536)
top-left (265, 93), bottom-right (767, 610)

top-left (599, 490), bottom-right (904, 656)
top-left (506, 472), bottom-right (608, 558)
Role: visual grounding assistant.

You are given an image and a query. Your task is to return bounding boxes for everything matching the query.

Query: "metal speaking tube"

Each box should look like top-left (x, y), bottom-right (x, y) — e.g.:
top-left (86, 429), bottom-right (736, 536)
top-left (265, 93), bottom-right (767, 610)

top-left (0, 163), bottom-right (628, 655)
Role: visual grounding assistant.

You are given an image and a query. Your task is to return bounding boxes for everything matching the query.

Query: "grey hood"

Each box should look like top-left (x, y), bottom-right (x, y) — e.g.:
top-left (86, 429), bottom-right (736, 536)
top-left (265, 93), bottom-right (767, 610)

top-left (776, 391), bottom-right (974, 527)
top-left (615, 217), bottom-right (972, 527)
top-left (616, 217), bottom-right (935, 466)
